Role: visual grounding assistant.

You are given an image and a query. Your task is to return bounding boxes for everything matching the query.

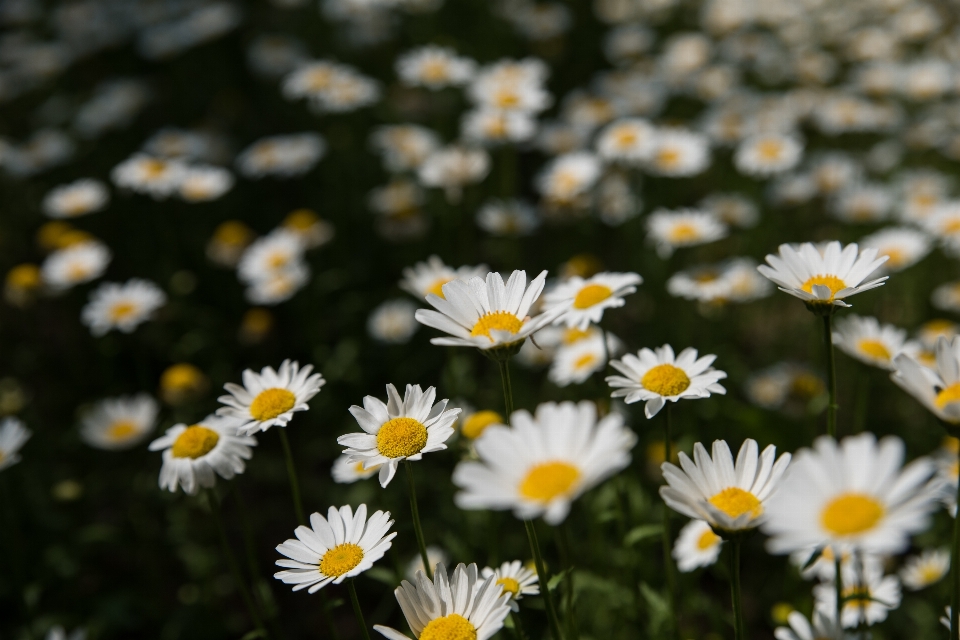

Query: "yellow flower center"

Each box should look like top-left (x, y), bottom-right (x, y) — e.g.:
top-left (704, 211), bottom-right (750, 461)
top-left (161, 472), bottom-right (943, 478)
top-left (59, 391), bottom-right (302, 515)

top-left (107, 421), bottom-right (138, 441)
top-left (143, 159), bottom-right (168, 178)
top-left (640, 364), bottom-right (691, 396)
top-left (667, 223), bottom-right (699, 243)
top-left (657, 148), bottom-right (681, 168)
top-left (800, 275), bottom-right (847, 300)
top-left (574, 353), bottom-right (597, 370)
top-left (7, 264), bottom-right (41, 289)
top-left (919, 564), bottom-right (945, 584)
top-left (497, 577), bottom-right (521, 597)
top-left (462, 411), bottom-right (503, 440)
top-left (420, 614), bottom-right (477, 640)
top-left (841, 586), bottom-right (872, 610)
top-left (319, 543), bottom-right (364, 577)
top-left (284, 209), bottom-right (320, 230)
top-left (470, 311), bottom-right (524, 340)
top-left (495, 89), bottom-right (520, 109)
top-left (944, 219), bottom-right (960, 235)
top-left (880, 248), bottom-right (904, 268)
top-left (562, 328), bottom-right (591, 344)
top-left (67, 263), bottom-right (91, 281)
top-left (820, 493), bottom-right (885, 535)
top-left (268, 252), bottom-right (290, 269)
top-left (790, 373), bottom-right (824, 399)
top-left (519, 461), bottom-right (581, 503)
top-left (427, 277), bottom-right (451, 298)
top-left (615, 128), bottom-right (638, 147)
top-left (250, 388), bottom-right (297, 421)
top-left (756, 139), bottom-right (784, 160)
top-left (171, 425), bottom-right (220, 459)
top-left (376, 417), bottom-right (428, 458)
top-left (936, 383), bottom-right (960, 409)
top-left (708, 487), bottom-right (763, 519)
top-left (109, 302), bottom-right (137, 321)
top-left (857, 339), bottom-right (891, 361)
top-left (697, 528), bottom-right (721, 550)
top-left (573, 284), bottom-right (613, 309)
top-left (162, 364), bottom-right (204, 391)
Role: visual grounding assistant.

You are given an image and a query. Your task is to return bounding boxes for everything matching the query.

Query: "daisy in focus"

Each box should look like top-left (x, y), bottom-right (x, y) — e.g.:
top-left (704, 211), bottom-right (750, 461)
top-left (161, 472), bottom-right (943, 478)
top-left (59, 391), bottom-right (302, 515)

top-left (832, 314), bottom-right (915, 371)
top-left (646, 208), bottom-right (728, 258)
top-left (273, 504), bottom-right (396, 593)
top-left (217, 359), bottom-right (325, 436)
top-left (900, 548), bottom-right (950, 591)
top-left (607, 344), bottom-right (727, 419)
top-left (892, 336), bottom-right (960, 425)
top-left (81, 279), bottom-right (167, 336)
top-left (399, 255), bottom-right (488, 300)
top-left (660, 439), bottom-right (791, 533)
top-left (0, 417), bottom-right (31, 472)
top-left (673, 519), bottom-right (723, 572)
top-left (374, 562), bottom-right (511, 640)
top-left (148, 415), bottom-right (257, 495)
top-left (543, 272), bottom-right (643, 330)
top-left (452, 401), bottom-right (637, 524)
top-left (481, 560), bottom-right (539, 611)
top-left (42, 179), bottom-right (109, 218)
top-left (338, 384), bottom-right (460, 487)
top-left (80, 394), bottom-right (159, 450)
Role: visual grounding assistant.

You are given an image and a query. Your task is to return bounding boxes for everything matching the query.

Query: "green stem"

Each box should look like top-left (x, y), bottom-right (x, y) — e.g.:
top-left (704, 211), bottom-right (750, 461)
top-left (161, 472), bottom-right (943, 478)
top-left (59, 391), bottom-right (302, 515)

top-left (524, 519), bottom-right (565, 640)
top-left (834, 555), bottom-right (843, 627)
top-left (557, 522), bottom-right (580, 639)
top-left (404, 460), bottom-right (432, 580)
top-left (347, 579), bottom-right (372, 640)
top-left (730, 540), bottom-right (744, 640)
top-left (277, 428), bottom-right (306, 526)
top-left (498, 358), bottom-right (514, 416)
top-left (662, 406), bottom-right (680, 640)
top-left (600, 325), bottom-right (611, 374)
top-left (951, 476), bottom-right (960, 638)
top-left (510, 610), bottom-right (527, 640)
top-left (822, 314), bottom-right (838, 439)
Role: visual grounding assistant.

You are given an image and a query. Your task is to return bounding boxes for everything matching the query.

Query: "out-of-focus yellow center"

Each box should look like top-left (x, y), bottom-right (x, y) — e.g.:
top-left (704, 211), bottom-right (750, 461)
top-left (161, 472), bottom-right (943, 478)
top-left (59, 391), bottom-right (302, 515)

top-left (107, 421), bottom-right (138, 441)
top-left (109, 302), bottom-right (137, 321)
top-left (641, 364), bottom-right (691, 396)
top-left (881, 248), bottom-right (904, 268)
top-left (497, 576), bottom-right (521, 597)
top-left (142, 159), bottom-right (168, 178)
top-left (519, 461), bottom-right (581, 503)
top-left (427, 278), bottom-right (451, 298)
top-left (821, 493), bottom-right (884, 535)
top-left (708, 487), bottom-right (763, 519)
top-left (800, 275), bottom-right (846, 300)
top-left (462, 411), bottom-right (502, 440)
top-left (667, 223), bottom-right (699, 243)
top-left (657, 147), bottom-right (681, 168)
top-left (857, 339), bottom-right (891, 362)
top-left (697, 528), bottom-right (721, 550)
top-left (574, 353), bottom-right (597, 370)
top-left (573, 284), bottom-right (613, 309)
top-left (936, 383), bottom-right (960, 409)
top-left (284, 209), bottom-right (319, 230)
top-left (421, 59), bottom-right (450, 82)
top-left (615, 128), bottom-right (638, 147)
top-left (250, 388), bottom-right (296, 421)
top-left (162, 364), bottom-right (204, 391)
top-left (7, 264), bottom-right (41, 289)
top-left (376, 417), bottom-right (428, 458)
top-left (420, 614), bottom-right (477, 640)
top-left (470, 311), bottom-right (523, 340)
top-left (495, 89), bottom-right (520, 109)
top-left (756, 139), bottom-right (784, 160)
top-left (841, 586), bottom-right (872, 610)
top-left (320, 543), bottom-right (364, 577)
top-left (562, 328), bottom-right (591, 344)
top-left (919, 564), bottom-right (946, 585)
top-left (172, 425), bottom-right (219, 459)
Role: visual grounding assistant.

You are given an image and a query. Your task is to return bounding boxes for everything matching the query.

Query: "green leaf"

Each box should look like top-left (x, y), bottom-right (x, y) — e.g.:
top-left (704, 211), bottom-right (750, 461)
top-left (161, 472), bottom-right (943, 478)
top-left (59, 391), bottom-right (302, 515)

top-left (800, 545), bottom-right (826, 571)
top-left (624, 524), bottom-right (663, 546)
top-left (547, 567), bottom-right (573, 591)
top-left (240, 631), bottom-right (267, 640)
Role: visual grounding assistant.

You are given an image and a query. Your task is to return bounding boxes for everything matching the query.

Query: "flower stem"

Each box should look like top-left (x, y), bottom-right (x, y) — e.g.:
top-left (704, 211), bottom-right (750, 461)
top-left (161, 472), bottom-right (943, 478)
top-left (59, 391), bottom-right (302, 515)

top-left (729, 539), bottom-right (744, 640)
top-left (277, 428), bottom-right (306, 526)
top-left (834, 555), bottom-right (843, 626)
top-left (662, 405), bottom-right (680, 640)
top-left (557, 521), bottom-right (580, 639)
top-left (347, 579), bottom-right (372, 640)
top-left (498, 358), bottom-right (514, 416)
top-left (822, 314), bottom-right (838, 439)
top-left (509, 610), bottom-right (527, 640)
top-left (404, 460), bottom-right (432, 580)
top-left (524, 519), bottom-right (565, 640)
top-left (951, 475), bottom-right (960, 637)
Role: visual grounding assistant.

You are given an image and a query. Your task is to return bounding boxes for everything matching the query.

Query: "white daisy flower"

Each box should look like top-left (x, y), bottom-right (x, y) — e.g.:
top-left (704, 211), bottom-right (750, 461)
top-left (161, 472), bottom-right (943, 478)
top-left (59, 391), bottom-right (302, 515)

top-left (607, 344), bottom-right (727, 419)
top-left (830, 184), bottom-right (894, 224)
top-left (673, 519), bottom-right (723, 572)
top-left (80, 394), bottom-right (159, 450)
top-left (646, 208), bottom-right (728, 258)
top-left (734, 133), bottom-right (804, 177)
top-left (833, 315), bottom-right (914, 371)
top-left (236, 133), bottom-right (326, 179)
top-left (756, 241), bottom-right (888, 310)
top-left (374, 562), bottom-right (511, 640)
top-left (405, 546), bottom-right (449, 582)
top-left (667, 258), bottom-right (772, 305)
top-left (332, 453), bottom-right (381, 484)
top-left (813, 562), bottom-right (901, 628)
top-left (0, 417), bottom-right (31, 472)
top-left (762, 433), bottom-right (941, 556)
top-left (595, 118), bottom-right (657, 164)
top-left (774, 610), bottom-right (846, 640)
top-left (244, 263), bottom-right (310, 305)
top-left (900, 548), bottom-right (950, 590)
top-left (273, 504), bottom-right (396, 593)
top-left (452, 401), bottom-right (637, 524)
top-left (111, 154), bottom-right (186, 199)
top-left (414, 270), bottom-right (560, 352)
top-left (468, 59), bottom-right (552, 114)
top-left (418, 146), bottom-right (490, 204)
top-left (549, 329), bottom-right (621, 387)
top-left (396, 45), bottom-right (476, 89)
top-left (543, 272), bottom-right (643, 330)
top-left (178, 165), bottom-right (234, 202)
top-left (217, 359), bottom-right (325, 436)
top-left (399, 255), bottom-right (489, 300)
top-left (42, 179), bottom-right (109, 218)
top-left (476, 199), bottom-right (540, 237)
top-left (370, 125), bottom-right (440, 173)
top-left (237, 229), bottom-right (306, 284)
top-left (368, 299), bottom-right (419, 345)
top-left (660, 439), bottom-right (791, 533)
top-left (461, 108), bottom-right (537, 145)
top-left (81, 279), bottom-right (167, 336)
top-left (859, 227), bottom-right (932, 273)
top-left (699, 193), bottom-right (759, 229)
top-left (892, 336), bottom-right (960, 425)
top-left (337, 384), bottom-right (460, 488)
top-left (535, 152), bottom-right (602, 206)
top-left (148, 415), bottom-right (257, 495)
top-left (40, 240), bottom-right (111, 291)
top-left (646, 128), bottom-right (710, 177)
top-left (282, 209), bottom-right (334, 249)
top-left (933, 281), bottom-right (960, 314)
top-left (481, 560), bottom-right (539, 611)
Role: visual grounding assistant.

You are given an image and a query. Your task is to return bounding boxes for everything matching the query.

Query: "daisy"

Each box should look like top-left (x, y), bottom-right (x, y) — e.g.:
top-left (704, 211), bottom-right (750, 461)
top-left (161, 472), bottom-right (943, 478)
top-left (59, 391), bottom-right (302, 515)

top-left (900, 548), bottom-right (950, 590)
top-left (237, 229), bottom-right (306, 285)
top-left (734, 133), bottom-right (804, 177)
top-left (217, 359), bottom-right (325, 436)
top-left (832, 315), bottom-right (913, 371)
top-left (673, 519), bottom-right (723, 572)
top-left (338, 384), bottom-right (459, 488)
top-left (892, 336), bottom-right (960, 425)
top-left (282, 209), bottom-right (335, 249)
top-left (535, 152), bottom-right (602, 207)
top-left (774, 610), bottom-right (846, 640)
top-left (461, 108), bottom-right (537, 146)
top-left (660, 439), bottom-right (791, 533)
top-left (370, 125), bottom-right (440, 173)
top-left (468, 59), bottom-right (552, 114)
top-left (762, 433), bottom-right (941, 556)
top-left (42, 179), bottom-right (109, 218)
top-left (646, 208), bottom-right (727, 258)
top-left (148, 415), bottom-right (257, 495)
top-left (273, 504), bottom-right (396, 593)
top-left (452, 401), bottom-right (637, 524)
top-left (595, 118), bottom-right (657, 164)
top-left (373, 562), bottom-right (511, 640)
top-left (178, 165), bottom-right (234, 202)
top-left (40, 240), bottom-right (111, 291)
top-left (475, 199), bottom-right (540, 237)
top-left (80, 394), bottom-right (159, 450)
top-left (859, 227), bottom-right (932, 273)
top-left (332, 453), bottom-right (381, 484)
top-left (699, 193), bottom-right (759, 229)
top-left (160, 363), bottom-right (208, 405)
top-left (81, 279), bottom-right (167, 336)
top-left (667, 259), bottom-right (771, 305)
top-left (460, 410), bottom-right (504, 440)
top-left (111, 154), bottom-right (186, 199)
top-left (756, 241), bottom-right (888, 311)
top-left (4, 263), bottom-right (41, 308)
top-left (481, 560), bottom-right (539, 611)
top-left (933, 281), bottom-right (960, 314)
top-left (0, 417), bottom-right (31, 472)
top-left (646, 128), bottom-right (710, 177)
top-left (396, 45), bottom-right (476, 89)
top-left (415, 270), bottom-right (560, 353)
top-left (813, 562), bottom-right (901, 628)
top-left (549, 329), bottom-right (621, 387)
top-left (543, 272), bottom-right (643, 330)
top-left (206, 220), bottom-right (255, 267)
top-left (236, 133), bottom-right (326, 179)
top-left (405, 546), bottom-right (449, 582)
top-left (368, 299), bottom-right (419, 345)
top-left (399, 255), bottom-right (488, 300)
top-left (830, 184), bottom-right (894, 224)
top-left (418, 146), bottom-right (490, 204)
top-left (607, 344), bottom-right (727, 419)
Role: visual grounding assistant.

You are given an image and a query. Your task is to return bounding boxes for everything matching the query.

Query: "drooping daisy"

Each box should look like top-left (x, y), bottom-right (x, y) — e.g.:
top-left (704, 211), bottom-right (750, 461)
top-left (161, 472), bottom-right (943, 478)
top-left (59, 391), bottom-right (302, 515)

top-left (40, 240), bottom-right (112, 291)
top-left (733, 132), bottom-right (804, 177)
top-left (607, 344), bottom-right (727, 419)
top-left (399, 255), bottom-right (489, 300)
top-left (646, 128), bottom-right (710, 177)
top-left (900, 548), bottom-right (950, 590)
top-left (368, 299), bottom-right (419, 344)
top-left (80, 394), bottom-right (159, 450)
top-left (774, 610), bottom-right (845, 640)
top-left (813, 562), bottom-right (902, 628)
top-left (414, 270), bottom-right (561, 353)
top-left (273, 504), bottom-right (396, 593)
top-left (81, 279), bottom-right (167, 336)
top-left (0, 417), bottom-right (31, 472)
top-left (332, 453), bottom-right (381, 484)
top-left (756, 241), bottom-right (888, 311)
top-left (338, 384), bottom-right (460, 488)
top-left (891, 336), bottom-right (960, 425)
top-left (549, 329), bottom-right (621, 387)
top-left (374, 562), bottom-right (512, 640)
top-left (452, 401), bottom-right (637, 524)
top-left (832, 314), bottom-right (913, 371)
top-left (660, 439), bottom-right (791, 533)
top-left (148, 415), bottom-right (257, 495)
top-left (42, 179), bottom-right (109, 218)
top-left (859, 227), bottom-right (932, 273)
top-left (481, 560), bottom-right (539, 611)
top-left (542, 272), bottom-right (643, 330)
top-left (762, 433), bottom-right (941, 556)
top-left (396, 46), bottom-right (477, 89)
top-left (673, 519), bottom-right (723, 572)
top-left (217, 360), bottom-right (325, 436)
top-left (595, 118), bottom-right (657, 164)
top-left (646, 208), bottom-right (728, 258)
